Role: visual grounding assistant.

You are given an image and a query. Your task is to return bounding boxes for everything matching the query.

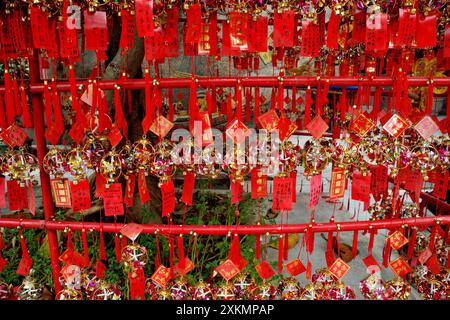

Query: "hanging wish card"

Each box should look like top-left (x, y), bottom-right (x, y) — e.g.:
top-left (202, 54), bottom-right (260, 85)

top-left (273, 10), bottom-right (295, 48)
top-left (135, 0), bottom-right (154, 37)
top-left (300, 20), bottom-right (320, 57)
top-left (273, 176), bottom-right (292, 211)
top-left (161, 179), bottom-right (175, 217)
top-left (309, 174), bottom-right (322, 209)
top-left (103, 183), bottom-right (124, 216)
top-left (415, 15), bottom-right (436, 48)
top-left (229, 12), bottom-right (249, 52)
top-left (329, 168), bottom-right (346, 200)
top-left (396, 8), bottom-right (417, 47)
top-left (185, 3), bottom-right (202, 43)
top-left (70, 179), bottom-right (91, 212)
top-left (50, 179), bottom-right (72, 208)
top-left (7, 180), bottom-right (28, 211)
top-left (351, 172), bottom-right (371, 203)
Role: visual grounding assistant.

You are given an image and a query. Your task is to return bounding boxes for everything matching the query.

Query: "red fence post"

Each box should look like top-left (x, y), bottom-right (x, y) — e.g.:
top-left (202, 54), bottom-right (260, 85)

top-left (29, 50), bottom-right (62, 294)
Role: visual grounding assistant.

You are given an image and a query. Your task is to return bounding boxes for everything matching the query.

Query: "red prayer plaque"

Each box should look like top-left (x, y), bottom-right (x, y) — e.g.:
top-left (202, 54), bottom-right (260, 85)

top-left (0, 123), bottom-right (28, 147)
top-left (273, 176), bottom-right (292, 211)
top-left (306, 115), bottom-right (329, 138)
top-left (389, 256), bottom-right (412, 277)
top-left (120, 10), bottom-right (135, 49)
top-left (251, 167), bottom-right (268, 199)
top-left (351, 172), bottom-right (372, 203)
top-left (216, 259), bottom-right (240, 281)
top-left (326, 12), bottom-right (340, 49)
top-left (30, 6), bottom-right (50, 49)
top-left (50, 179), bottom-right (72, 208)
top-left (255, 260), bottom-right (275, 280)
top-left (388, 230), bottom-right (409, 251)
top-left (70, 179), bottom-right (91, 212)
top-left (370, 165), bottom-right (388, 197)
top-left (329, 168), bottom-right (346, 200)
top-left (120, 223), bottom-right (144, 242)
top-left (432, 170), bottom-right (449, 199)
top-left (185, 3), bottom-right (202, 43)
top-left (103, 183), bottom-right (124, 216)
top-left (84, 11), bottom-right (109, 51)
top-left (225, 118), bottom-right (250, 144)
top-left (151, 265), bottom-right (171, 287)
top-left (181, 172), bottom-right (195, 206)
top-left (135, 0), bottom-right (154, 38)
top-left (300, 20), bottom-right (321, 57)
top-left (363, 255), bottom-right (381, 274)
top-left (382, 114), bottom-right (409, 138)
top-left (396, 8), bottom-right (417, 47)
top-left (329, 258), bottom-right (350, 280)
top-left (138, 171), bottom-right (150, 204)
top-left (230, 181), bottom-right (243, 205)
top-left (229, 12), bottom-right (249, 51)
top-left (285, 259), bottom-right (306, 277)
top-left (349, 112), bottom-right (375, 137)
top-left (415, 15), bottom-right (436, 49)
top-left (273, 10), bottom-right (295, 48)
top-left (414, 115), bottom-right (439, 140)
top-left (257, 109), bottom-right (279, 131)
top-left (7, 180), bottom-right (28, 211)
top-left (161, 179), bottom-right (175, 217)
top-left (309, 174), bottom-right (322, 209)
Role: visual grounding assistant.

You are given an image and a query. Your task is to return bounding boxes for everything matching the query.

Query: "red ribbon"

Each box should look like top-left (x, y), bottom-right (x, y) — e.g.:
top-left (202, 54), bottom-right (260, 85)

top-left (114, 86), bottom-right (128, 139)
top-left (278, 236), bottom-right (283, 274)
top-left (304, 86), bottom-right (312, 126)
top-left (4, 70), bottom-right (16, 125)
top-left (407, 228), bottom-right (417, 259)
top-left (20, 85), bottom-right (33, 128)
top-left (177, 235), bottom-right (185, 270)
top-left (81, 229), bottom-right (89, 267)
top-left (352, 230), bottom-right (358, 258)
top-left (99, 229), bottom-right (107, 261)
top-left (128, 267), bottom-right (146, 300)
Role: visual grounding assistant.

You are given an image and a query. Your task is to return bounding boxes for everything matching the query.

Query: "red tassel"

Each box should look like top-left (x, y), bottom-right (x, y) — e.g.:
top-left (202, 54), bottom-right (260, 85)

top-left (121, 235), bottom-right (127, 249)
top-left (17, 229), bottom-right (32, 276)
top-left (189, 78), bottom-right (198, 129)
top-left (283, 233), bottom-right (289, 260)
top-left (270, 87), bottom-right (276, 110)
top-left (4, 70), bottom-right (16, 125)
top-left (68, 65), bottom-right (80, 114)
top-left (52, 84), bottom-right (64, 139)
top-left (114, 86), bottom-right (128, 139)
top-left (307, 228), bottom-right (314, 254)
top-left (407, 228), bottom-right (417, 259)
top-left (368, 230), bottom-right (375, 255)
top-left (352, 230), bottom-right (358, 258)
top-left (28, 182), bottom-right (35, 216)
top-left (235, 84), bottom-right (243, 121)
top-left (142, 69), bottom-right (153, 133)
top-left (277, 82), bottom-right (284, 115)
top-left (169, 237), bottom-right (175, 277)
top-left (211, 86), bottom-right (217, 113)
top-left (20, 86), bottom-right (33, 128)
top-left (327, 231), bottom-right (333, 252)
top-left (372, 87), bottom-right (381, 121)
top-left (168, 88), bottom-right (174, 122)
top-left (81, 229), bottom-right (89, 267)
top-left (99, 230), bottom-right (107, 261)
top-left (155, 235), bottom-right (161, 268)
top-left (254, 87), bottom-right (260, 128)
top-left (426, 82), bottom-right (434, 115)
top-left (43, 83), bottom-right (53, 132)
top-left (429, 226), bottom-right (437, 251)
top-left (255, 234), bottom-right (261, 260)
top-left (382, 236), bottom-right (391, 268)
top-left (226, 93), bottom-right (233, 123)
top-left (304, 86), bottom-right (312, 126)
top-left (13, 79), bottom-right (21, 116)
top-left (278, 236), bottom-right (283, 274)
top-left (177, 235), bottom-right (185, 270)
top-left (0, 94), bottom-right (6, 129)
top-left (245, 87), bottom-right (251, 123)
top-left (114, 234), bottom-right (121, 262)
top-left (128, 267), bottom-right (146, 300)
